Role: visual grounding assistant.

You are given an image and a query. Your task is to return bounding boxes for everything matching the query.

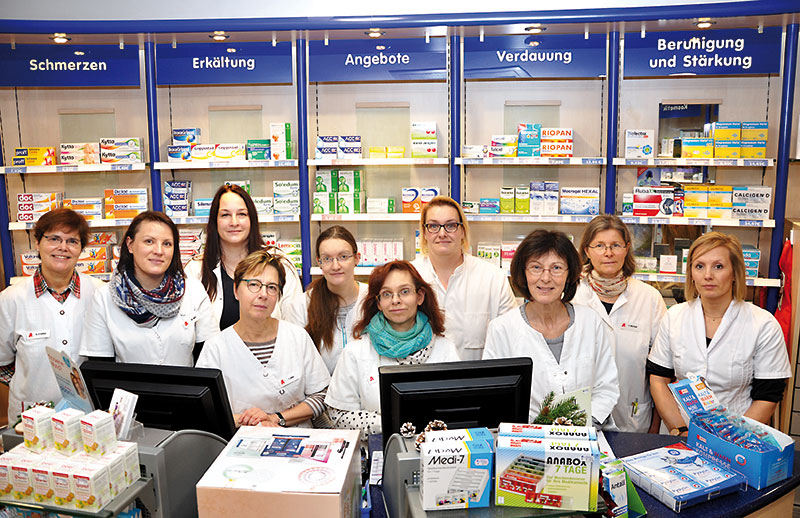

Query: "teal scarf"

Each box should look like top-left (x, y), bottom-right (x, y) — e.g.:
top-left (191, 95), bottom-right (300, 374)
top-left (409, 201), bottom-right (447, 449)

top-left (366, 312), bottom-right (433, 359)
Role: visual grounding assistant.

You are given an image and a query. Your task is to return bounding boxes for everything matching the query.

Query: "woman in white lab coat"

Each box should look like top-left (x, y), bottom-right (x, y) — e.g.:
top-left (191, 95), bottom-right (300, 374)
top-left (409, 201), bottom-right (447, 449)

top-left (303, 226), bottom-right (368, 374)
top-left (197, 249), bottom-right (330, 427)
top-left (184, 184), bottom-right (305, 330)
top-left (80, 211), bottom-right (217, 365)
top-left (483, 230), bottom-right (620, 427)
top-left (326, 261), bottom-right (460, 438)
top-left (648, 232), bottom-right (791, 434)
top-left (411, 196), bottom-right (517, 360)
top-left (0, 209), bottom-right (102, 422)
top-left (573, 215), bottom-right (667, 433)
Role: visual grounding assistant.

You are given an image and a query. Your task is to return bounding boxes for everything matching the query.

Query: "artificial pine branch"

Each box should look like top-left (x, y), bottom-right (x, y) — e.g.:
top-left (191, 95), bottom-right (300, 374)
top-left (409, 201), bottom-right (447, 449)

top-left (532, 391), bottom-right (587, 426)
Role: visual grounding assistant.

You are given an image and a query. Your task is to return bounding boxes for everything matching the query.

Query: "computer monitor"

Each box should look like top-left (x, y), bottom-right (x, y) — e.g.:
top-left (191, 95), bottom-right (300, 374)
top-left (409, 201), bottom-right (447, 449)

top-left (379, 357), bottom-right (532, 448)
top-left (80, 361), bottom-right (238, 441)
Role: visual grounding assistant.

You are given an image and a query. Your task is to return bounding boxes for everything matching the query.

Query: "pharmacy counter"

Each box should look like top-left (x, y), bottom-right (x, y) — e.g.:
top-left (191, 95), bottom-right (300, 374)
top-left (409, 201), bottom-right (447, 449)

top-left (371, 431), bottom-right (800, 518)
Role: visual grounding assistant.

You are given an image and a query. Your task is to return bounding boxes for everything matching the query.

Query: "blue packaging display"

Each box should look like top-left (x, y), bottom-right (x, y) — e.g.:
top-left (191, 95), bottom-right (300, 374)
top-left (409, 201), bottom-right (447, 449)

top-left (425, 427), bottom-right (495, 451)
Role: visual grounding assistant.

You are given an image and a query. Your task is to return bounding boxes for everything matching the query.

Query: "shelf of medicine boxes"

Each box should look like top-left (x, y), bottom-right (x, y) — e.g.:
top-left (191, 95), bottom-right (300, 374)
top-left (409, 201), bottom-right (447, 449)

top-left (311, 213), bottom-right (420, 222)
top-left (307, 158), bottom-right (450, 167)
top-left (619, 216), bottom-right (775, 228)
top-left (612, 158), bottom-right (774, 167)
top-left (9, 213), bottom-right (300, 230)
top-left (0, 163), bottom-right (147, 175)
top-left (153, 159), bottom-right (299, 170)
top-left (455, 157), bottom-right (606, 166)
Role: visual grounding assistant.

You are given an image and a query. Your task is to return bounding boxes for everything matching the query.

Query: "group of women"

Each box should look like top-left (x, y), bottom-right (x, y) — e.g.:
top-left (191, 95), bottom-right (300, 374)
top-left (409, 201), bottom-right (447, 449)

top-left (0, 185), bottom-right (791, 440)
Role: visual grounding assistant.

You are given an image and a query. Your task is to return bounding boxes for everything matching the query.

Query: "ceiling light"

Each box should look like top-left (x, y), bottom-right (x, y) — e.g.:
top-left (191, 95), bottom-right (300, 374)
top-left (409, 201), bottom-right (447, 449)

top-left (524, 24), bottom-right (546, 34)
top-left (366, 28), bottom-right (384, 38)
top-left (528, 40), bottom-right (541, 47)
top-left (210, 31), bottom-right (230, 41)
top-left (73, 51), bottom-right (85, 56)
top-left (51, 33), bottom-right (70, 44)
top-left (695, 18), bottom-right (715, 29)
top-left (375, 45), bottom-right (386, 50)
top-left (226, 48), bottom-right (236, 53)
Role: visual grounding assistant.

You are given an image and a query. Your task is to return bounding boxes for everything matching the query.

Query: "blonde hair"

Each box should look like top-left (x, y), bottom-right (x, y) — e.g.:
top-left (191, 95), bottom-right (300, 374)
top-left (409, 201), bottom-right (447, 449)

top-left (684, 231), bottom-right (747, 301)
top-left (419, 196), bottom-right (470, 255)
top-left (578, 214), bottom-right (636, 278)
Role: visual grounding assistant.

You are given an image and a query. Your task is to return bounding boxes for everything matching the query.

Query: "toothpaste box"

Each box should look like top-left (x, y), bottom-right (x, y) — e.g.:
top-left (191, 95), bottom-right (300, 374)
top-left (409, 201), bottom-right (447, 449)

top-left (420, 440), bottom-right (493, 510)
top-left (403, 188), bottom-right (421, 213)
top-left (61, 143), bottom-right (99, 154)
top-left (213, 143), bottom-right (246, 161)
top-left (23, 406), bottom-right (55, 453)
top-left (713, 140), bottom-right (741, 158)
top-left (710, 122), bottom-right (741, 141)
top-left (252, 197), bottom-right (273, 215)
top-left (190, 144), bottom-right (216, 161)
top-left (172, 128), bottom-right (201, 145)
top-left (315, 170), bottom-right (338, 192)
top-left (625, 129), bottom-right (655, 158)
top-left (411, 140), bottom-right (438, 158)
top-left (488, 145), bottom-right (517, 157)
top-left (12, 156), bottom-right (55, 166)
top-left (498, 423), bottom-right (598, 441)
top-left (273, 197), bottom-right (300, 215)
top-left (681, 138), bottom-right (714, 158)
top-left (496, 436), bottom-right (600, 511)
top-left (113, 442), bottom-right (140, 486)
top-left (273, 180), bottom-right (300, 198)
top-left (367, 197), bottom-right (396, 213)
top-left (500, 187), bottom-right (515, 214)
top-left (99, 137), bottom-right (141, 151)
top-left (336, 169), bottom-right (364, 192)
top-left (411, 121), bottom-right (437, 140)
top-left (633, 186), bottom-right (675, 217)
top-left (80, 410), bottom-right (117, 458)
top-left (462, 145), bottom-right (488, 158)
top-left (270, 123), bottom-right (291, 143)
top-left (100, 150), bottom-right (142, 164)
top-left (479, 198), bottom-right (500, 214)
top-left (72, 461), bottom-right (111, 512)
top-left (560, 188), bottom-right (600, 215)
top-left (541, 141), bottom-right (574, 157)
top-left (15, 147), bottom-right (56, 158)
top-left (312, 192), bottom-right (336, 214)
top-left (336, 192), bottom-right (365, 214)
top-left (742, 122), bottom-right (768, 141)
top-left (59, 153), bottom-right (101, 165)
top-left (544, 182), bottom-right (559, 215)
top-left (315, 147), bottom-right (338, 160)
top-left (167, 145), bottom-right (192, 162)
top-left (741, 140), bottom-right (767, 158)
top-left (515, 186), bottom-right (531, 214)
top-left (541, 128), bottom-right (573, 142)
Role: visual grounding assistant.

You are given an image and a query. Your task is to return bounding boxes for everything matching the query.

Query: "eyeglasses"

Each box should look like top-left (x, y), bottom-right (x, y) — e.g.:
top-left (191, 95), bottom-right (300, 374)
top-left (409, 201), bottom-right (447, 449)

top-left (42, 235), bottom-right (81, 248)
top-left (587, 243), bottom-right (627, 253)
top-left (241, 279), bottom-right (280, 296)
top-left (424, 222), bottom-right (463, 234)
top-left (526, 264), bottom-right (568, 277)
top-left (319, 253), bottom-right (354, 265)
top-left (378, 287), bottom-right (415, 301)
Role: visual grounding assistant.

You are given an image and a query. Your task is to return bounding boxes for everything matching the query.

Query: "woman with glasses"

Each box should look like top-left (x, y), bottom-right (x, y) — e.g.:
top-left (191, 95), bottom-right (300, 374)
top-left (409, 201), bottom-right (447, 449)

top-left (483, 230), bottom-right (619, 427)
top-left (185, 184), bottom-right (305, 330)
top-left (326, 261), bottom-right (459, 438)
top-left (648, 232), bottom-right (790, 433)
top-left (197, 250), bottom-right (330, 427)
top-left (81, 211), bottom-right (217, 365)
top-left (573, 215), bottom-right (666, 433)
top-left (304, 226), bottom-right (368, 374)
top-left (411, 196), bottom-right (516, 360)
top-left (0, 209), bottom-right (102, 422)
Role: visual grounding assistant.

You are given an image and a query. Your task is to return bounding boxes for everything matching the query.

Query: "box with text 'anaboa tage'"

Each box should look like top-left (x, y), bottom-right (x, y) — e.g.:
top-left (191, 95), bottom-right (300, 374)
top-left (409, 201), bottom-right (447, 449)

top-left (496, 436), bottom-right (599, 511)
top-left (498, 423), bottom-right (597, 441)
top-left (420, 440), bottom-right (493, 510)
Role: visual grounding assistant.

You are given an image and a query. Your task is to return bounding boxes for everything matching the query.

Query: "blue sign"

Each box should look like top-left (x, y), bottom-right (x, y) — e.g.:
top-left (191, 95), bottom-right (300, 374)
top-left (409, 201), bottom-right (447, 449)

top-left (156, 42), bottom-right (292, 85)
top-left (309, 38), bottom-right (446, 82)
top-left (464, 34), bottom-right (606, 79)
top-left (624, 27), bottom-right (782, 77)
top-left (0, 44), bottom-right (139, 87)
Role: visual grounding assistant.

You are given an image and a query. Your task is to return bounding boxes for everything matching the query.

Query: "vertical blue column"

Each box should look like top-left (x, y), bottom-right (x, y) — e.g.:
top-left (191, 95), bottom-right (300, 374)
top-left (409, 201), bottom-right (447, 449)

top-left (604, 31), bottom-right (620, 214)
top-left (144, 41), bottom-right (162, 212)
top-left (295, 38), bottom-right (311, 288)
top-left (0, 148), bottom-right (14, 285)
top-left (449, 34), bottom-right (462, 203)
top-left (766, 23), bottom-right (798, 312)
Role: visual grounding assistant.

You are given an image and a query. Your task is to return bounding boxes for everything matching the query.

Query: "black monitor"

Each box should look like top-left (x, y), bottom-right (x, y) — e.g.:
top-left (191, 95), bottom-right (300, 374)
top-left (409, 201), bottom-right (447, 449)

top-left (379, 357), bottom-right (532, 448)
top-left (80, 361), bottom-right (237, 441)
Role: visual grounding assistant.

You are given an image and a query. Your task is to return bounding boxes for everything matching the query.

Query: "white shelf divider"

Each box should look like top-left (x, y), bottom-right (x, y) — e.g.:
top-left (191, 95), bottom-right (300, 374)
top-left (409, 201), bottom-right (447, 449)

top-left (455, 157), bottom-right (606, 166)
top-left (153, 160), bottom-right (298, 170)
top-left (612, 157), bottom-right (774, 167)
top-left (0, 163), bottom-right (146, 175)
top-left (308, 158), bottom-right (449, 166)
top-left (619, 216), bottom-right (774, 228)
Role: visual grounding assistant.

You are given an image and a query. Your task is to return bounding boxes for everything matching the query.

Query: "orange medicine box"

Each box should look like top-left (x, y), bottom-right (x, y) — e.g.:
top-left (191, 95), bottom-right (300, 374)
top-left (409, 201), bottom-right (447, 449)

top-left (403, 188), bottom-right (421, 213)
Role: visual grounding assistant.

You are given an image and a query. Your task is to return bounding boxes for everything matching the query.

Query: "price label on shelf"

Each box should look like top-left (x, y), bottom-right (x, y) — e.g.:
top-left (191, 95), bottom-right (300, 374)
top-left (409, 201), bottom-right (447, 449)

top-left (740, 219), bottom-right (764, 227)
top-left (570, 216), bottom-right (593, 223)
top-left (654, 159), bottom-right (676, 166)
top-left (321, 215), bottom-right (342, 221)
top-left (274, 215), bottom-right (296, 222)
top-left (686, 159), bottom-right (707, 166)
top-left (249, 160), bottom-right (270, 167)
top-left (620, 217), bottom-right (638, 224)
top-left (714, 159), bottom-right (737, 167)
top-left (494, 158), bottom-right (514, 164)
top-left (6, 167), bottom-right (26, 174)
top-left (461, 158), bottom-right (483, 165)
top-left (209, 162), bottom-right (227, 168)
top-left (415, 159), bottom-right (435, 165)
top-left (581, 158), bottom-right (604, 165)
top-left (743, 159), bottom-right (767, 167)
top-left (56, 165), bottom-right (78, 172)
top-left (274, 160), bottom-right (294, 167)
top-left (688, 218), bottom-right (711, 226)
top-left (111, 164), bottom-right (134, 170)
top-left (650, 218), bottom-right (670, 225)
top-left (627, 159), bottom-right (648, 165)
top-left (549, 158), bottom-right (570, 165)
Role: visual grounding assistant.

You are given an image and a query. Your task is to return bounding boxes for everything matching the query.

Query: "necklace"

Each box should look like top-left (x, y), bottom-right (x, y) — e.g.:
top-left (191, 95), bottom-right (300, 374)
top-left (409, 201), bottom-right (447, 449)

top-left (703, 311), bottom-right (725, 321)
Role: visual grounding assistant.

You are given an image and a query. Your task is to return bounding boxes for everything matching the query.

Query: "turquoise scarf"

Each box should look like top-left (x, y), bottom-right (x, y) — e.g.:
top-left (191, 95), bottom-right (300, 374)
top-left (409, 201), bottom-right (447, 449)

top-left (366, 312), bottom-right (433, 359)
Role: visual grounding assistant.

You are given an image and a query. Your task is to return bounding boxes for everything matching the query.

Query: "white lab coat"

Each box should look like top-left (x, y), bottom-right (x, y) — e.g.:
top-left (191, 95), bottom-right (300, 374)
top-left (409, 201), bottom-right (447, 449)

top-left (483, 304), bottom-right (620, 424)
top-left (79, 277), bottom-right (218, 366)
top-left (411, 254), bottom-right (517, 360)
top-left (196, 321), bottom-right (330, 427)
top-left (300, 282), bottom-right (369, 374)
top-left (184, 255), bottom-right (306, 328)
top-left (573, 278), bottom-right (667, 432)
top-left (649, 298), bottom-right (791, 416)
top-left (0, 274), bottom-right (102, 422)
top-left (325, 334), bottom-right (460, 423)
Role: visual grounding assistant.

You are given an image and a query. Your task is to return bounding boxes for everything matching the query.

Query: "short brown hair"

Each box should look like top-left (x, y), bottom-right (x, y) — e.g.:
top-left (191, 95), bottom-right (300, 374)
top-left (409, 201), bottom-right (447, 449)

top-left (419, 196), bottom-right (470, 255)
top-left (684, 231), bottom-right (747, 301)
top-left (510, 230), bottom-right (581, 303)
top-left (234, 249), bottom-right (288, 297)
top-left (33, 208), bottom-right (90, 249)
top-left (579, 214), bottom-right (636, 277)
top-left (119, 211), bottom-right (184, 278)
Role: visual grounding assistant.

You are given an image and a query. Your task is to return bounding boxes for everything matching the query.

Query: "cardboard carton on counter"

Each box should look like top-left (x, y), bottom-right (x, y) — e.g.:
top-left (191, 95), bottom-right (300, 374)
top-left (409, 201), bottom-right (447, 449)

top-left (197, 427), bottom-right (361, 518)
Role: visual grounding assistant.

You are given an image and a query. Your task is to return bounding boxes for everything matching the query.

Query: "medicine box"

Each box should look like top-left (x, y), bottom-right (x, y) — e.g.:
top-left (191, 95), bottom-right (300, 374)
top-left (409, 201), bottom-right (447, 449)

top-left (683, 185), bottom-right (708, 206)
top-left (633, 186), bottom-right (675, 217)
top-left (312, 193), bottom-right (335, 214)
top-left (72, 461), bottom-right (111, 511)
top-left (99, 138), bottom-right (141, 151)
top-left (491, 135), bottom-right (518, 146)
top-left (707, 185), bottom-right (733, 207)
top-left (479, 198), bottom-right (500, 214)
top-left (80, 410), bottom-right (117, 458)
top-left (544, 182), bottom-right (559, 216)
top-left (316, 136), bottom-right (338, 149)
top-left (462, 145), bottom-right (487, 158)
top-left (315, 147), bottom-right (338, 160)
top-left (515, 186), bottom-right (530, 214)
top-left (411, 140), bottom-right (438, 158)
top-left (711, 122), bottom-right (741, 141)
top-left (418, 186), bottom-right (436, 203)
top-left (742, 122), bottom-right (768, 141)
top-left (367, 198), bottom-right (395, 214)
top-left (541, 128), bottom-right (573, 142)
top-left (0, 452), bottom-right (20, 501)
top-left (113, 442), bottom-right (139, 486)
top-left (559, 188), bottom-right (600, 215)
top-left (336, 170), bottom-right (364, 192)
top-left (167, 145), bottom-right (192, 162)
top-left (59, 154), bottom-right (100, 165)
top-left (681, 138), bottom-right (714, 158)
top-left (23, 406), bottom-right (55, 453)
top-left (369, 146), bottom-right (387, 158)
top-left (15, 147), bottom-right (56, 158)
top-left (190, 144), bottom-right (216, 161)
top-left (713, 140), bottom-right (741, 158)
top-left (32, 457), bottom-right (61, 504)
top-left (403, 188), bottom-right (421, 213)
top-left (338, 135), bottom-right (361, 149)
top-left (78, 246), bottom-right (108, 262)
top-left (500, 187), bottom-right (515, 214)
top-left (488, 145), bottom-right (516, 157)
top-left (336, 192), bottom-right (365, 214)
top-left (496, 436), bottom-right (600, 511)
top-left (269, 123), bottom-right (291, 143)
top-left (733, 206), bottom-right (769, 219)
top-left (420, 440), bottom-right (493, 510)
top-left (386, 146), bottom-right (405, 158)
top-left (517, 144), bottom-right (541, 157)
top-left (625, 130), bottom-right (655, 158)
top-left (732, 186), bottom-right (771, 206)
top-left (742, 245), bottom-right (762, 261)
top-left (273, 180), bottom-right (300, 198)
top-left (660, 254), bottom-right (678, 274)
top-left (501, 242), bottom-right (519, 271)
top-left (518, 124), bottom-right (542, 145)
top-left (273, 198), bottom-right (300, 215)
top-left (337, 146), bottom-right (361, 159)
top-left (741, 140), bottom-right (767, 158)
top-left (172, 128), bottom-right (201, 145)
top-left (498, 423), bottom-right (598, 441)
top-left (51, 459), bottom-right (79, 508)
top-left (425, 427), bottom-right (494, 447)
top-left (411, 121), bottom-right (437, 140)
top-left (52, 409), bottom-right (84, 457)
top-left (100, 150), bottom-right (142, 164)
top-left (214, 144), bottom-right (246, 161)
top-left (13, 156), bottom-right (55, 166)
top-left (252, 197), bottom-right (273, 215)
top-left (477, 244), bottom-right (501, 268)
top-left (11, 455), bottom-right (39, 502)
top-left (194, 199), bottom-right (213, 217)
top-left (541, 141), bottom-right (573, 157)
top-left (91, 451), bottom-right (127, 497)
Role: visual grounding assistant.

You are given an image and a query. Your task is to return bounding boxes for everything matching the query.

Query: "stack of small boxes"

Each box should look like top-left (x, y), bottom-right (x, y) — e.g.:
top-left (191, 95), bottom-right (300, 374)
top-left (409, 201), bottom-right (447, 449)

top-left (541, 128), bottom-right (573, 157)
top-left (368, 145), bottom-right (405, 158)
top-left (402, 187), bottom-right (439, 214)
top-left (179, 227), bottom-right (205, 266)
top-left (100, 138), bottom-right (142, 164)
top-left (743, 244), bottom-right (761, 278)
top-left (270, 123), bottom-right (293, 160)
top-left (273, 180), bottom-right (300, 215)
top-left (489, 135), bottom-right (517, 158)
top-left (313, 170), bottom-right (370, 214)
top-left (733, 186), bottom-right (772, 220)
top-left (705, 121), bottom-right (768, 159)
top-left (168, 128), bottom-right (201, 162)
top-left (0, 408), bottom-right (140, 513)
top-left (17, 192), bottom-right (62, 223)
top-left (164, 181), bottom-right (192, 218)
top-left (246, 139), bottom-right (271, 160)
top-left (517, 124), bottom-right (542, 157)
top-left (476, 243), bottom-right (520, 271)
top-left (104, 189), bottom-right (148, 219)
top-left (411, 122), bottom-right (438, 158)
top-left (357, 240), bottom-right (404, 266)
top-left (277, 240), bottom-right (302, 269)
top-left (13, 147), bottom-right (56, 166)
top-left (498, 186), bottom-right (531, 214)
top-left (60, 143), bottom-right (100, 165)
top-left (314, 135), bottom-right (361, 159)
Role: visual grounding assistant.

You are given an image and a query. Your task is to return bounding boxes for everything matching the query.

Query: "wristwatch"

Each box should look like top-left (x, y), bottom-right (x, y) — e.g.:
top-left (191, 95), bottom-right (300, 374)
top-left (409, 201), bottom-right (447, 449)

top-left (669, 426), bottom-right (688, 436)
top-left (275, 412), bottom-right (287, 427)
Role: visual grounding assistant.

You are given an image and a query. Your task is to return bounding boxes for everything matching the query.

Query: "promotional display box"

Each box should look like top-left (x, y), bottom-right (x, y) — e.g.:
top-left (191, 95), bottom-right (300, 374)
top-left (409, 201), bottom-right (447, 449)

top-left (420, 440), bottom-right (493, 510)
top-left (197, 427), bottom-right (361, 518)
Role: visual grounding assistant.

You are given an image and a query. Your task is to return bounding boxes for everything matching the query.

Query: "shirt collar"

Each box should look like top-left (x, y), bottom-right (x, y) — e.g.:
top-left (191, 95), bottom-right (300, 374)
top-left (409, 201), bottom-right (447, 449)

top-left (33, 267), bottom-right (81, 301)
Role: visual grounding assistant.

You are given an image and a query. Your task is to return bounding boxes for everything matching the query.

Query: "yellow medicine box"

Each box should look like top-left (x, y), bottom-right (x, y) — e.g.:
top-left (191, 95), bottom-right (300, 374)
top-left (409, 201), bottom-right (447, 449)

top-left (708, 185), bottom-right (733, 207)
top-left (680, 138), bottom-right (713, 158)
top-left (741, 141), bottom-right (767, 158)
top-left (742, 122), bottom-right (768, 141)
top-left (713, 141), bottom-right (741, 158)
top-left (711, 122), bottom-right (741, 141)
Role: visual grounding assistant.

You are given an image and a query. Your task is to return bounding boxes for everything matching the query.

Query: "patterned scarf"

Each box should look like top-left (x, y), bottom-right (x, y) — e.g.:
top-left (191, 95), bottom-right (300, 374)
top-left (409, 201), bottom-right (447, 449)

top-left (111, 267), bottom-right (185, 327)
top-left (366, 312), bottom-right (433, 359)
top-left (584, 266), bottom-right (628, 298)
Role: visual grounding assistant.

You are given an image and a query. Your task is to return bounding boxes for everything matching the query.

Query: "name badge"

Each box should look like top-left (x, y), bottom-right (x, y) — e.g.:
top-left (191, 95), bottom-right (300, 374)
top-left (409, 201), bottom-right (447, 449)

top-left (619, 322), bottom-right (639, 331)
top-left (182, 314), bottom-right (198, 329)
top-left (25, 330), bottom-right (50, 339)
top-left (366, 374), bottom-right (378, 385)
top-left (279, 375), bottom-right (298, 388)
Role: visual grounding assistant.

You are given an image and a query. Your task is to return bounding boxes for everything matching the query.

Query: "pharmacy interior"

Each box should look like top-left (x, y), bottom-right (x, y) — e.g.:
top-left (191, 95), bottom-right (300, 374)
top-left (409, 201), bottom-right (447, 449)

top-left (1, 0), bottom-right (800, 517)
